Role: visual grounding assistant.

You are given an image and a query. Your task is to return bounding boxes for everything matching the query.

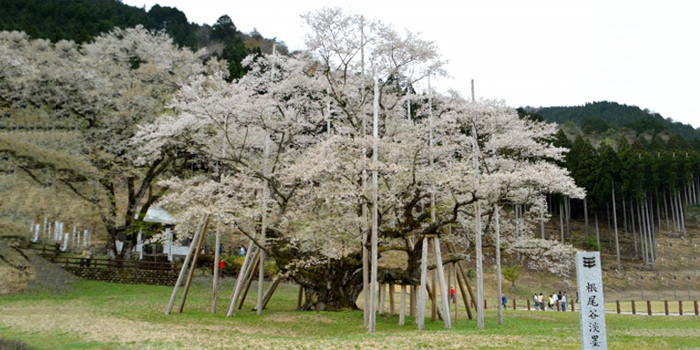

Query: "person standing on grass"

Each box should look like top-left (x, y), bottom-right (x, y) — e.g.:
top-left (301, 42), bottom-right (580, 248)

top-left (552, 291), bottom-right (559, 311)
top-left (548, 294), bottom-right (554, 310)
top-left (560, 292), bottom-right (567, 311)
top-left (539, 293), bottom-right (544, 310)
top-left (219, 259), bottom-right (226, 278)
top-left (501, 294), bottom-right (507, 308)
top-left (450, 286), bottom-right (455, 302)
top-left (557, 291), bottom-right (563, 311)
top-left (533, 293), bottom-right (540, 310)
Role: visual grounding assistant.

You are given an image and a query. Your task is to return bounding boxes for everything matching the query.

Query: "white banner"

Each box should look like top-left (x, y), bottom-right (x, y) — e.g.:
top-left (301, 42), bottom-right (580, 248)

top-left (33, 224), bottom-right (40, 242)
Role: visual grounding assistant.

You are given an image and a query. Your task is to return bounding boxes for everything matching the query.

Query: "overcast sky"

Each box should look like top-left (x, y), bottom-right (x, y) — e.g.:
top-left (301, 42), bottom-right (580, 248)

top-left (123, 0), bottom-right (700, 128)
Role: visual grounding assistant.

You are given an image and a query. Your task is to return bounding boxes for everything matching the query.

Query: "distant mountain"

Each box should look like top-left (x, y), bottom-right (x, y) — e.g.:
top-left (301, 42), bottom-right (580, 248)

top-left (529, 101), bottom-right (700, 143)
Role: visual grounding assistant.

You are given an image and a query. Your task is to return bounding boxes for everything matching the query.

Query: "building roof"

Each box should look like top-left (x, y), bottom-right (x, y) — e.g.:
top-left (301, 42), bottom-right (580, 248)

top-left (139, 206), bottom-right (176, 225)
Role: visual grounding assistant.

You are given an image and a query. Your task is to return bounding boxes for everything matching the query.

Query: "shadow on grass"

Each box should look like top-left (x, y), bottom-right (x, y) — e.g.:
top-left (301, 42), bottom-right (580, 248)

top-left (0, 337), bottom-right (36, 350)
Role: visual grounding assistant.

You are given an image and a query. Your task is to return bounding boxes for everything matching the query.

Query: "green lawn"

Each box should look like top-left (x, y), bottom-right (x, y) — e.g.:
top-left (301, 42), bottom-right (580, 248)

top-left (1, 279), bottom-right (699, 349)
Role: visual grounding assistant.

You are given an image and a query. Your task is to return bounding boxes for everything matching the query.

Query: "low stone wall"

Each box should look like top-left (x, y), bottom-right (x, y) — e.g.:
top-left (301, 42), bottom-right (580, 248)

top-left (64, 266), bottom-right (177, 286)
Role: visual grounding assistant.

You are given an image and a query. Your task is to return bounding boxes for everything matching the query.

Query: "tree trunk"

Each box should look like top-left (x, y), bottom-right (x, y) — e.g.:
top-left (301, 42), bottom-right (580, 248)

top-left (295, 256), bottom-right (365, 311)
top-left (612, 180), bottom-right (621, 270)
top-left (630, 199), bottom-right (637, 258)
top-left (595, 212), bottom-right (600, 252)
top-left (671, 191), bottom-right (679, 233)
top-left (584, 198), bottom-right (589, 243)
top-left (655, 191), bottom-right (661, 233)
top-left (540, 205), bottom-right (545, 240)
top-left (565, 197), bottom-right (571, 240)
top-left (678, 192), bottom-right (687, 236)
top-left (606, 203), bottom-right (612, 249)
top-left (559, 203), bottom-right (564, 243)
top-left (663, 190), bottom-right (670, 231)
top-left (638, 201), bottom-right (647, 264)
top-left (622, 198), bottom-right (628, 235)
top-left (644, 199), bottom-right (655, 268)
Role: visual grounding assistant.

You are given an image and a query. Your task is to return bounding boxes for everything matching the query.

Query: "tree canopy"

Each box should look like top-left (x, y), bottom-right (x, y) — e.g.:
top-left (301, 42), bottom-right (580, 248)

top-left (133, 8), bottom-right (583, 310)
top-left (0, 27), bottom-right (209, 258)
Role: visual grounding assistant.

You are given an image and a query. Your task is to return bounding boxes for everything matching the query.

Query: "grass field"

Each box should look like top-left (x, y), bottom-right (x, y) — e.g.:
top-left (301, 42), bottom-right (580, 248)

top-left (1, 278), bottom-right (700, 350)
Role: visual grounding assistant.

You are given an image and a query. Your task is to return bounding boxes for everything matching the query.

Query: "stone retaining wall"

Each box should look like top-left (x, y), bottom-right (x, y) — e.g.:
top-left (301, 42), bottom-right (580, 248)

top-left (64, 267), bottom-right (177, 286)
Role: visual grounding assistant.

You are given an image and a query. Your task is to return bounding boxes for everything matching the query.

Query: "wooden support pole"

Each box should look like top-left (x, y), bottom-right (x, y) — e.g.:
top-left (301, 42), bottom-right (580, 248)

top-left (165, 215), bottom-right (207, 315)
top-left (453, 260), bottom-right (458, 323)
top-left (616, 300), bottom-right (620, 314)
top-left (379, 283), bottom-right (386, 315)
top-left (433, 236), bottom-right (451, 328)
top-left (447, 242), bottom-right (474, 320)
top-left (453, 279), bottom-right (458, 324)
top-left (410, 285), bottom-right (416, 318)
top-left (447, 263), bottom-right (452, 300)
top-left (447, 241), bottom-right (477, 307)
top-left (257, 134), bottom-right (270, 317)
top-left (694, 301), bottom-right (698, 316)
top-left (426, 280), bottom-right (444, 321)
top-left (178, 219), bottom-right (209, 313)
top-left (679, 301), bottom-right (683, 316)
top-left (399, 285), bottom-right (406, 325)
top-left (513, 299), bottom-right (516, 310)
top-left (256, 241), bottom-right (266, 315)
top-left (416, 236), bottom-right (428, 330)
top-left (665, 300), bottom-right (669, 315)
top-left (527, 299), bottom-right (531, 311)
top-left (238, 254), bottom-right (261, 310)
top-left (455, 263), bottom-right (474, 320)
top-left (297, 285), bottom-right (304, 310)
top-left (212, 222), bottom-right (221, 314)
top-left (257, 276), bottom-right (281, 311)
top-left (389, 283), bottom-right (395, 315)
top-left (226, 241), bottom-right (256, 317)
top-left (431, 269), bottom-right (437, 322)
top-left (632, 300), bottom-right (636, 315)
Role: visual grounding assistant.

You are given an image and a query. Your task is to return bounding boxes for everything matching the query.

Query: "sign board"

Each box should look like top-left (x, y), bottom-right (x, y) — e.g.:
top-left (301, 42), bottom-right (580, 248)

top-left (576, 252), bottom-right (608, 349)
top-left (166, 228), bottom-right (173, 262)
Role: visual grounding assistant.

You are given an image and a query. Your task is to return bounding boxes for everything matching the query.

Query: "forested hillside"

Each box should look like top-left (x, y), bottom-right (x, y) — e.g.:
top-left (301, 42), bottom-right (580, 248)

top-left (0, 0), bottom-right (287, 80)
top-left (531, 101), bottom-right (700, 149)
top-left (518, 104), bottom-right (700, 273)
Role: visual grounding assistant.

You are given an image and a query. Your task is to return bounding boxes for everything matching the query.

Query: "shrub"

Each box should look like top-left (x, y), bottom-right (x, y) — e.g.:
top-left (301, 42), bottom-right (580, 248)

top-left (502, 264), bottom-right (522, 291)
top-left (587, 237), bottom-right (599, 251)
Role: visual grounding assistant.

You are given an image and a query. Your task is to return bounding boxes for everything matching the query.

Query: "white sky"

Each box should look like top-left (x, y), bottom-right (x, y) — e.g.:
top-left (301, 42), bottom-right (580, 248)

top-left (124, 0), bottom-right (700, 128)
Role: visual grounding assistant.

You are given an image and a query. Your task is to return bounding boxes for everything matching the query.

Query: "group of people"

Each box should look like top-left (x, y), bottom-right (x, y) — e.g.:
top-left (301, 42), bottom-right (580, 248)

top-left (533, 291), bottom-right (568, 311)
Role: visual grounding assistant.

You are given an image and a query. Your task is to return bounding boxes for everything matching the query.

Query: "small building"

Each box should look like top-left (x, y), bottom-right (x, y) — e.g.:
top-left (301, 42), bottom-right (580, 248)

top-left (133, 207), bottom-right (190, 261)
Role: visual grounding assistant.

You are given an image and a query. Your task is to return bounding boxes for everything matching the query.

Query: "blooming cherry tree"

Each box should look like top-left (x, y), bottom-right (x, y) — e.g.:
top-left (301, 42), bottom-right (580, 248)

top-left (0, 27), bottom-right (206, 259)
top-left (135, 8), bottom-right (584, 311)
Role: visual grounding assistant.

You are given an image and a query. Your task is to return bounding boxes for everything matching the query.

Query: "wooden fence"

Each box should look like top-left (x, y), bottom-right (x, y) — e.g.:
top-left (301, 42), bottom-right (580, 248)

top-left (494, 298), bottom-right (699, 316)
top-left (40, 254), bottom-right (174, 272)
